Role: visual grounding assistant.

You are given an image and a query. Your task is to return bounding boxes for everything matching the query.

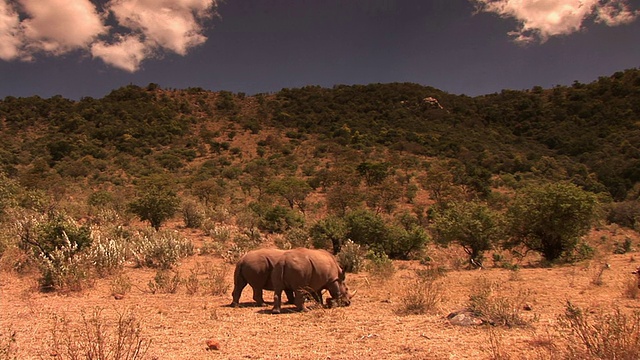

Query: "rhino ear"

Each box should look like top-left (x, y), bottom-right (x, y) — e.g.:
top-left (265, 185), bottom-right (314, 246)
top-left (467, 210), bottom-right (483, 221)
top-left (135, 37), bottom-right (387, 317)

top-left (339, 269), bottom-right (346, 281)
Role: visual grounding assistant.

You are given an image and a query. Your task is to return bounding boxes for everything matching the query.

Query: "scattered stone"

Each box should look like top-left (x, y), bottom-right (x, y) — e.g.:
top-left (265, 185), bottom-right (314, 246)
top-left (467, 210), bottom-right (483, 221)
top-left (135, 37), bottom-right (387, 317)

top-left (113, 293), bottom-right (125, 300)
top-left (523, 303), bottom-right (533, 311)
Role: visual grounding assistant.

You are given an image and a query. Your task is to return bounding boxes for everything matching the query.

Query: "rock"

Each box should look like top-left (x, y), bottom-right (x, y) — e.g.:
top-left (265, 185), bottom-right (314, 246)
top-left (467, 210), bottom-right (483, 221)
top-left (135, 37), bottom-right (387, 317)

top-left (113, 293), bottom-right (125, 300)
top-left (447, 309), bottom-right (484, 326)
top-left (206, 338), bottom-right (221, 351)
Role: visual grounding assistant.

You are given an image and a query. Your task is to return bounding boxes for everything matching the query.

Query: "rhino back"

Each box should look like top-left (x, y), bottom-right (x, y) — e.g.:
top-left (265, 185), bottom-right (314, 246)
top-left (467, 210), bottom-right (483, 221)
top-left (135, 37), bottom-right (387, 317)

top-left (282, 248), bottom-right (341, 291)
top-left (238, 248), bottom-right (286, 289)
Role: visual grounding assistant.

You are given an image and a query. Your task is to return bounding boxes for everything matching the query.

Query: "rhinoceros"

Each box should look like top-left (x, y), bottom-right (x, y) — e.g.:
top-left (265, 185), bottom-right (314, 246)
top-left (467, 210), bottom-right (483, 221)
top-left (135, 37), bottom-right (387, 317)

top-left (271, 248), bottom-right (351, 314)
top-left (230, 248), bottom-right (295, 307)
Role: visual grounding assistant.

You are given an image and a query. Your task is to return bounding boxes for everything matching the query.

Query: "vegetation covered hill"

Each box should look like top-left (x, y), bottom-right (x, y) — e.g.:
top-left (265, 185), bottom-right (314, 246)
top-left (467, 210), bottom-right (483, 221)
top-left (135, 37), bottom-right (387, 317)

top-left (0, 68), bottom-right (639, 280)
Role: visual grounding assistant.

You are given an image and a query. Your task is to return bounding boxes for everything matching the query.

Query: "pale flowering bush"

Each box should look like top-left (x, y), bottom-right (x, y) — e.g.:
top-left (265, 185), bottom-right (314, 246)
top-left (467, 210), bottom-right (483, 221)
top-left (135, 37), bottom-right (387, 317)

top-left (88, 233), bottom-right (128, 277)
top-left (130, 229), bottom-right (194, 269)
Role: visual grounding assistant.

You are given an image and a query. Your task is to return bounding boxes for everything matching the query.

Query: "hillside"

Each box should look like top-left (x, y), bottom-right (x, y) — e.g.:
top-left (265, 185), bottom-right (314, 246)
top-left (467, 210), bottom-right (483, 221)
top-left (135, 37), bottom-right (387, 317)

top-left (1, 68), bottom-right (640, 359)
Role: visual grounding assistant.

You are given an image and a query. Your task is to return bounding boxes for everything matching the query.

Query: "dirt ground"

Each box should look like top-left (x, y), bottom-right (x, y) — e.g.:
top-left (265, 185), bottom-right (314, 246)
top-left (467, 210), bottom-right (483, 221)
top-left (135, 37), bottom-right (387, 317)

top-left (1, 227), bottom-right (640, 360)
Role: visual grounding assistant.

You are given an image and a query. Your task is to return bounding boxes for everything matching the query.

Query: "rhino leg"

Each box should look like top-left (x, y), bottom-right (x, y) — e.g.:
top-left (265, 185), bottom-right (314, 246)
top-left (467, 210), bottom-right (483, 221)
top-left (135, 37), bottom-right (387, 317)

top-left (284, 289), bottom-right (295, 305)
top-left (230, 276), bottom-right (248, 307)
top-left (312, 290), bottom-right (323, 305)
top-left (294, 289), bottom-right (308, 312)
top-left (252, 287), bottom-right (265, 306)
top-left (271, 289), bottom-right (283, 314)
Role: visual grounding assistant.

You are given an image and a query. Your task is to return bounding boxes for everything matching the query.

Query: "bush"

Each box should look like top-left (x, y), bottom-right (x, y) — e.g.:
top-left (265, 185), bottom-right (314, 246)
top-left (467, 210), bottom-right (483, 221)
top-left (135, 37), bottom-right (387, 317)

top-left (128, 188), bottom-right (180, 230)
top-left (252, 204), bottom-right (304, 233)
top-left (309, 216), bottom-right (347, 253)
top-left (430, 200), bottom-right (503, 267)
top-left (204, 264), bottom-right (230, 296)
top-left (49, 307), bottom-right (150, 360)
top-left (366, 251), bottom-right (395, 280)
top-left (88, 234), bottom-right (128, 277)
top-left (17, 212), bottom-right (94, 292)
top-left (344, 209), bottom-right (428, 259)
top-left (181, 201), bottom-right (205, 229)
top-left (336, 239), bottom-right (366, 273)
top-left (130, 229), bottom-right (194, 269)
top-left (606, 201), bottom-right (640, 230)
top-left (148, 269), bottom-right (181, 294)
top-left (558, 302), bottom-right (640, 360)
top-left (468, 278), bottom-right (532, 327)
top-left (506, 182), bottom-right (599, 263)
top-left (19, 212), bottom-right (92, 260)
top-left (396, 278), bottom-right (445, 316)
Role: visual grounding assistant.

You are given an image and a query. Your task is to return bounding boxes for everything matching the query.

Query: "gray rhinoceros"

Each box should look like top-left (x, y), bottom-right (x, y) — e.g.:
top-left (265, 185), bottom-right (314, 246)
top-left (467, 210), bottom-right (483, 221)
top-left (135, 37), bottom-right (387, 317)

top-left (230, 248), bottom-right (295, 307)
top-left (271, 248), bottom-right (351, 314)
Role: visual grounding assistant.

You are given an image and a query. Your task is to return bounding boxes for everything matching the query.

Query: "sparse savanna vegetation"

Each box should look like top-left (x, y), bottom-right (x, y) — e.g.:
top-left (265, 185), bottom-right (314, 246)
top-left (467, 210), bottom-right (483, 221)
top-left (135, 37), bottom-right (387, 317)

top-left (1, 71), bottom-right (640, 358)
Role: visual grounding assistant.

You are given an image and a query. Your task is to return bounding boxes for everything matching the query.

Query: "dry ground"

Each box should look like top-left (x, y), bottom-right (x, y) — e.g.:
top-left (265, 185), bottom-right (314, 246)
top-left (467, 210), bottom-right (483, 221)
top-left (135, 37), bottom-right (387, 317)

top-left (1, 228), bottom-right (640, 360)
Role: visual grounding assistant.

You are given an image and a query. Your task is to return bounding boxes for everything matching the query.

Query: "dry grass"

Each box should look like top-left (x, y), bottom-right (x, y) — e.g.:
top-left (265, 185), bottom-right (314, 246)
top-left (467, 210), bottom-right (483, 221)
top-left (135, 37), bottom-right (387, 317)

top-left (49, 307), bottom-right (150, 360)
top-left (1, 227), bottom-right (640, 359)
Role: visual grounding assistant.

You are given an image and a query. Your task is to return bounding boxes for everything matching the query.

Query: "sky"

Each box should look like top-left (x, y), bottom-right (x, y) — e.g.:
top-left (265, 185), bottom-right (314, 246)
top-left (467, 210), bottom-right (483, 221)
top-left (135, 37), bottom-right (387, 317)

top-left (0, 0), bottom-right (638, 100)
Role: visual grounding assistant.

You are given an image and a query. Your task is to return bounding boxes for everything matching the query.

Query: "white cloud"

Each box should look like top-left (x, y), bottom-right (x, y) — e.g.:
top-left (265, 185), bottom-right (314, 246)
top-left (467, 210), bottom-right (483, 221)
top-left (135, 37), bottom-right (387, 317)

top-left (106, 0), bottom-right (214, 55)
top-left (0, 0), bottom-right (22, 60)
top-left (91, 35), bottom-right (148, 72)
top-left (473, 0), bottom-right (639, 43)
top-left (0, 0), bottom-right (217, 70)
top-left (20, 0), bottom-right (107, 55)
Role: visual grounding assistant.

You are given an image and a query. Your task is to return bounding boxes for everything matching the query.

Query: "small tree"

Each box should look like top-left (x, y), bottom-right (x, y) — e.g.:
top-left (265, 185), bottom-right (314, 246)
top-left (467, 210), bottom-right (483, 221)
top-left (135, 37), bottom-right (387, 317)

top-left (309, 216), bottom-right (347, 253)
top-left (128, 189), bottom-right (180, 230)
top-left (505, 182), bottom-right (599, 263)
top-left (344, 209), bottom-right (428, 259)
top-left (430, 200), bottom-right (503, 267)
top-left (267, 176), bottom-right (312, 212)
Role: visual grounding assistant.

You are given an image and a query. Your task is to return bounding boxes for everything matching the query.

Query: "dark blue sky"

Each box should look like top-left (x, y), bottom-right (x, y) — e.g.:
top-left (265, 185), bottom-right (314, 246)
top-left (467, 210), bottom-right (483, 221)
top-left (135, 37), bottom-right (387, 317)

top-left (0, 0), bottom-right (638, 99)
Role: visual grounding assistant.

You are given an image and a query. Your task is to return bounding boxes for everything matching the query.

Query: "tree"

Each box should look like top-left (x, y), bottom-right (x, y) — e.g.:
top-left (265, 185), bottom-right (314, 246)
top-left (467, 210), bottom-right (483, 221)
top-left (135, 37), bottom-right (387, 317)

top-left (430, 200), bottom-right (503, 267)
top-left (267, 176), bottom-right (312, 212)
top-left (309, 216), bottom-right (347, 253)
top-left (505, 182), bottom-right (599, 263)
top-left (356, 161), bottom-right (390, 186)
top-left (128, 188), bottom-right (180, 230)
top-left (365, 177), bottom-right (403, 214)
top-left (344, 209), bottom-right (428, 259)
top-left (419, 159), bottom-right (465, 207)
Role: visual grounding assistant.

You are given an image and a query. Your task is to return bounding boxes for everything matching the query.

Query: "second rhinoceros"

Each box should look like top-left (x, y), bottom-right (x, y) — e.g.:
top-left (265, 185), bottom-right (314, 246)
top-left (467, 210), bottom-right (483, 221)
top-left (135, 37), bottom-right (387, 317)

top-left (230, 248), bottom-right (295, 307)
top-left (271, 248), bottom-right (351, 314)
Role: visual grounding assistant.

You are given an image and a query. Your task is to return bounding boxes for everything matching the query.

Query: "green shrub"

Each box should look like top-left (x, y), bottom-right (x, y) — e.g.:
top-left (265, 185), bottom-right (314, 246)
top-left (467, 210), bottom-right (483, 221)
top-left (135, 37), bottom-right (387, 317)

top-left (606, 201), bottom-right (640, 230)
top-left (506, 182), bottom-right (599, 263)
top-left (431, 200), bottom-right (503, 267)
top-left (36, 245), bottom-right (92, 292)
top-left (252, 203), bottom-right (304, 233)
top-left (16, 212), bottom-right (94, 292)
top-left (344, 209), bottom-right (428, 259)
top-left (309, 216), bottom-right (347, 253)
top-left (280, 227), bottom-right (311, 249)
top-left (128, 188), bottom-right (180, 230)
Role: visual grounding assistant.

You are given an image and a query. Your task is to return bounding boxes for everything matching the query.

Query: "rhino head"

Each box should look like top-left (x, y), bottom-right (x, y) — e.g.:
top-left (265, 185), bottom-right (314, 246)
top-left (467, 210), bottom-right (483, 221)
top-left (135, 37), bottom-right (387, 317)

top-left (328, 269), bottom-right (353, 308)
